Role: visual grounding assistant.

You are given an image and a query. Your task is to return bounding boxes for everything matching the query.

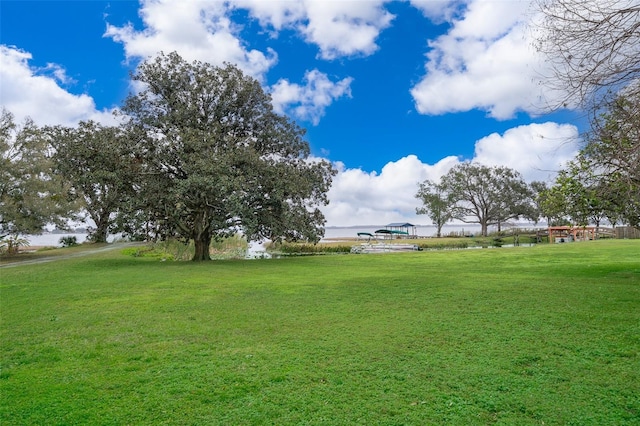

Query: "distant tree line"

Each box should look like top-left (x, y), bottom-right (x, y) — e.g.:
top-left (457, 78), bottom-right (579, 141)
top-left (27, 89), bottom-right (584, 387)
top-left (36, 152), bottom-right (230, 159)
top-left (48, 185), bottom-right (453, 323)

top-left (0, 52), bottom-right (335, 261)
top-left (415, 91), bottom-right (639, 235)
top-left (416, 1), bottom-right (639, 236)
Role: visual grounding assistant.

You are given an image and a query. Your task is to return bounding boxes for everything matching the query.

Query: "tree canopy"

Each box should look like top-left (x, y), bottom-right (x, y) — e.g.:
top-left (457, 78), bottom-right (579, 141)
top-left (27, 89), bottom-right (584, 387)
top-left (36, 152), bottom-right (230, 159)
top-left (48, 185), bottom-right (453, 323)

top-left (415, 180), bottom-right (454, 238)
top-left (122, 52), bottom-right (335, 260)
top-left (534, 0), bottom-right (639, 229)
top-left (0, 109), bottom-right (73, 240)
top-left (547, 94), bottom-right (640, 227)
top-left (49, 121), bottom-right (138, 243)
top-left (430, 163), bottom-right (535, 237)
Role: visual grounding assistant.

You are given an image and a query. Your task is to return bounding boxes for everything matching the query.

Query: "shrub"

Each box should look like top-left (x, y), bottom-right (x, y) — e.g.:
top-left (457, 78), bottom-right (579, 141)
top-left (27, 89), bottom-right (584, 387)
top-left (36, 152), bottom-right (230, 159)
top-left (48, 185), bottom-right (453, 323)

top-left (416, 241), bottom-right (469, 250)
top-left (271, 242), bottom-right (352, 255)
top-left (121, 236), bottom-right (250, 261)
top-left (59, 236), bottom-right (79, 247)
top-left (0, 235), bottom-right (31, 255)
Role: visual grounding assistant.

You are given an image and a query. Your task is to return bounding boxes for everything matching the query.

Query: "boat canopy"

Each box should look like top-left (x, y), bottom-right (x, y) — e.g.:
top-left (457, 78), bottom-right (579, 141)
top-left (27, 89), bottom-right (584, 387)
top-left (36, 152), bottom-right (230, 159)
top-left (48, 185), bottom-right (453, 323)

top-left (357, 232), bottom-right (375, 237)
top-left (374, 229), bottom-right (409, 235)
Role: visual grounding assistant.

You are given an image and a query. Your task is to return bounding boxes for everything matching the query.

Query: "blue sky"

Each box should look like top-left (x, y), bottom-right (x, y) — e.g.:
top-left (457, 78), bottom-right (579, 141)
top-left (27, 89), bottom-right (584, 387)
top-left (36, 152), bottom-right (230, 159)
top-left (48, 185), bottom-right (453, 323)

top-left (1, 0), bottom-right (586, 226)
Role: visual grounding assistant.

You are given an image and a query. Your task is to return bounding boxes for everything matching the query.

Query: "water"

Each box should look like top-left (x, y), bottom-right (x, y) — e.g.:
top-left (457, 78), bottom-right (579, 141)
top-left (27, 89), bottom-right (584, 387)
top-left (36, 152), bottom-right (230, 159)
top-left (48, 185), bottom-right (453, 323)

top-left (21, 233), bottom-right (121, 247)
top-left (21, 223), bottom-right (541, 250)
top-left (322, 224), bottom-right (483, 240)
top-left (245, 240), bottom-right (271, 259)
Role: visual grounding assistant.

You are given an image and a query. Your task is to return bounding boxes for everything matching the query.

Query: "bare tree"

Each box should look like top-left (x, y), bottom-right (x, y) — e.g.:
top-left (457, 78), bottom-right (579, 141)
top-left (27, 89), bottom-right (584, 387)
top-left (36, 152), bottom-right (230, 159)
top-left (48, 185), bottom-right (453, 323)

top-left (533, 0), bottom-right (640, 109)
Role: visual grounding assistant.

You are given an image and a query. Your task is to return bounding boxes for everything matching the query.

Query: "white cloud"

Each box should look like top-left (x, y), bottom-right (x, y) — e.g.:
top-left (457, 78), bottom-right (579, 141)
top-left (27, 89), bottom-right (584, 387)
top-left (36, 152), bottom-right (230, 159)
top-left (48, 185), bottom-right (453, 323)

top-left (473, 122), bottom-right (580, 182)
top-left (322, 122), bottom-right (581, 226)
top-left (410, 0), bottom-right (564, 119)
top-left (233, 0), bottom-right (394, 59)
top-left (105, 0), bottom-right (367, 123)
top-left (323, 155), bottom-right (460, 226)
top-left (409, 0), bottom-right (463, 22)
top-left (270, 70), bottom-right (353, 125)
top-left (104, 0), bottom-right (392, 76)
top-left (299, 0), bottom-right (394, 59)
top-left (0, 46), bottom-right (119, 126)
top-left (230, 0), bottom-right (305, 31)
top-left (104, 0), bottom-right (277, 79)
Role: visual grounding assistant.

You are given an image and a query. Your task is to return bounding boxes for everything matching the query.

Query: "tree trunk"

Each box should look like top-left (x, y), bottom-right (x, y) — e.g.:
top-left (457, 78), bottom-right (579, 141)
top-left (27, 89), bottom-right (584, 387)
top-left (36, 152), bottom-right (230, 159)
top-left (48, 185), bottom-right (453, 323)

top-left (91, 216), bottom-right (109, 243)
top-left (192, 233), bottom-right (212, 261)
top-left (481, 222), bottom-right (488, 237)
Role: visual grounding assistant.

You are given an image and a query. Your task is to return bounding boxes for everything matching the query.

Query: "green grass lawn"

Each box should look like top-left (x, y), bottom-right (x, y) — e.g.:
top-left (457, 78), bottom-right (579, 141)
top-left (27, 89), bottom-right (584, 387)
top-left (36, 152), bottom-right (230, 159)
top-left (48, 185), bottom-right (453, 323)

top-left (1, 240), bottom-right (639, 425)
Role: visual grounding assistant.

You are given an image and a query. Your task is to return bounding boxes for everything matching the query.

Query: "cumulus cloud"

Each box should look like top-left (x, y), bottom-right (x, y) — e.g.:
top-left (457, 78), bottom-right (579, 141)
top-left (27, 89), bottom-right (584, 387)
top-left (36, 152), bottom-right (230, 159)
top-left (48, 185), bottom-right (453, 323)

top-left (473, 122), bottom-right (580, 182)
top-left (321, 122), bottom-right (581, 226)
top-left (104, 0), bottom-right (277, 79)
top-left (410, 0), bottom-right (563, 119)
top-left (105, 0), bottom-right (393, 77)
top-left (105, 0), bottom-right (368, 123)
top-left (298, 1), bottom-right (394, 59)
top-left (409, 0), bottom-right (463, 22)
top-left (234, 0), bottom-right (394, 59)
top-left (0, 46), bottom-right (119, 126)
top-left (323, 155), bottom-right (460, 226)
top-left (270, 70), bottom-right (353, 125)
top-left (230, 0), bottom-right (306, 32)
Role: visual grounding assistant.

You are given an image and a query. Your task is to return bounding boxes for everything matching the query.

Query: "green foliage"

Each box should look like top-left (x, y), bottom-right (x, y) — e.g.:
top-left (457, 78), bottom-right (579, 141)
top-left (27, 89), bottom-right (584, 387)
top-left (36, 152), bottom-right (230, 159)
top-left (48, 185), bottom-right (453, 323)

top-left (0, 234), bottom-right (30, 255)
top-left (545, 93), bottom-right (640, 228)
top-left (582, 94), bottom-right (640, 226)
top-left (434, 163), bottom-right (536, 236)
top-left (121, 236), bottom-right (250, 261)
top-left (49, 121), bottom-right (138, 243)
top-left (271, 242), bottom-right (352, 255)
top-left (0, 109), bottom-right (75, 238)
top-left (415, 180), bottom-right (455, 237)
top-left (210, 234), bottom-right (248, 252)
top-left (58, 236), bottom-right (78, 248)
top-left (122, 52), bottom-right (335, 260)
top-left (416, 240), bottom-right (469, 250)
top-left (121, 245), bottom-right (176, 261)
top-left (121, 239), bottom-right (195, 261)
top-left (1, 241), bottom-right (639, 424)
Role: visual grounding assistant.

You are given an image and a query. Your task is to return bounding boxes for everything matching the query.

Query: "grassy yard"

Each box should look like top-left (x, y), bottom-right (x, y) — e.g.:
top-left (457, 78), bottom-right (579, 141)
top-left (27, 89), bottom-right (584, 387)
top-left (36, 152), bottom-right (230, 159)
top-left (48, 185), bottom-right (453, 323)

top-left (1, 240), bottom-right (639, 425)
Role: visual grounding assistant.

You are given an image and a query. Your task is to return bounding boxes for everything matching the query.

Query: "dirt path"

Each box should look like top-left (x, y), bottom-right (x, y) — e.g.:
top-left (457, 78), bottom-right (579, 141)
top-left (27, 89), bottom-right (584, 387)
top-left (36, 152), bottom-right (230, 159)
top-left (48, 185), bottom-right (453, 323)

top-left (0, 242), bottom-right (144, 269)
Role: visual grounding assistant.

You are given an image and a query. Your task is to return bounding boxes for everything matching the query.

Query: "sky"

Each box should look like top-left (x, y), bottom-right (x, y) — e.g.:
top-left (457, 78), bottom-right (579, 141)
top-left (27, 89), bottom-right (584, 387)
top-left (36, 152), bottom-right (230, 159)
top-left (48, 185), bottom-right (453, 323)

top-left (0, 0), bottom-right (588, 227)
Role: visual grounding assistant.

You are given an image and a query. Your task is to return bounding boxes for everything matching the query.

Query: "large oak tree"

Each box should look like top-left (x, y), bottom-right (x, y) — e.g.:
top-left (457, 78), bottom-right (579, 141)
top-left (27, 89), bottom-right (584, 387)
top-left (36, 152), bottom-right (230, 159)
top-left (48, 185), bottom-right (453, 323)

top-left (122, 52), bottom-right (335, 261)
top-left (435, 163), bottom-right (535, 236)
top-left (49, 121), bottom-right (138, 243)
top-left (0, 109), bottom-right (73, 241)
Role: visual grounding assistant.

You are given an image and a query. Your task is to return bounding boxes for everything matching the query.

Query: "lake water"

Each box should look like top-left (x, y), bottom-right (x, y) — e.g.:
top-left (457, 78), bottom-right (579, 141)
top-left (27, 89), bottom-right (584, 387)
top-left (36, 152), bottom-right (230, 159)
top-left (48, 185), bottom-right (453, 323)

top-left (23, 223), bottom-right (542, 247)
top-left (22, 233), bottom-right (115, 247)
top-left (323, 224), bottom-right (483, 240)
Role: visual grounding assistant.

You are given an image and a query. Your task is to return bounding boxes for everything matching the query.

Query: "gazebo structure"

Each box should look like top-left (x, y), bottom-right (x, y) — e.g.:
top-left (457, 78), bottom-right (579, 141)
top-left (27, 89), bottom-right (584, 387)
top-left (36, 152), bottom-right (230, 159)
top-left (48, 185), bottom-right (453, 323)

top-left (383, 223), bottom-right (418, 239)
top-left (547, 226), bottom-right (598, 243)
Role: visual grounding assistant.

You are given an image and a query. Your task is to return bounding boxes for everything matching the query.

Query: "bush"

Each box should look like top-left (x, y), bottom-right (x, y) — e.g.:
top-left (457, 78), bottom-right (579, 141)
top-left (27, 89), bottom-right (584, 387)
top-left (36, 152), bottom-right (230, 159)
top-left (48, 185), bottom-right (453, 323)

top-left (121, 244), bottom-right (178, 261)
top-left (0, 235), bottom-right (30, 255)
top-left (416, 241), bottom-right (469, 250)
top-left (59, 236), bottom-right (79, 247)
top-left (121, 236), bottom-right (250, 261)
top-left (271, 242), bottom-right (352, 255)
